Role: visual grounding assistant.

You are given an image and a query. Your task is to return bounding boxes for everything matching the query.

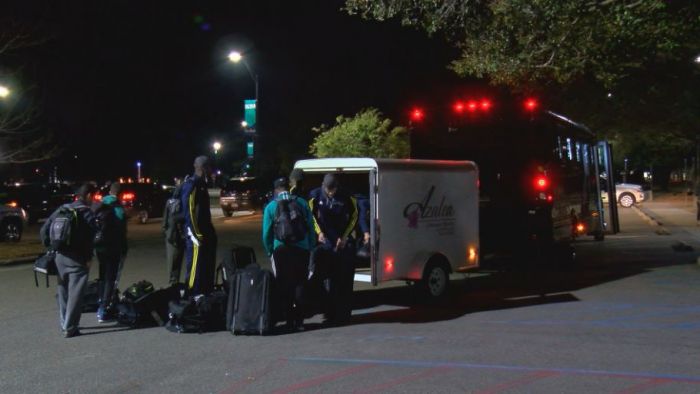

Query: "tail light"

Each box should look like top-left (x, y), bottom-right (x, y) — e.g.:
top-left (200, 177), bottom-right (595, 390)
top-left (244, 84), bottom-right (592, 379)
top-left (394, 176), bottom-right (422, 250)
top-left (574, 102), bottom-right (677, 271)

top-left (121, 192), bottom-right (135, 202)
top-left (93, 193), bottom-right (103, 202)
top-left (384, 257), bottom-right (394, 273)
top-left (6, 201), bottom-right (18, 208)
top-left (576, 223), bottom-right (586, 233)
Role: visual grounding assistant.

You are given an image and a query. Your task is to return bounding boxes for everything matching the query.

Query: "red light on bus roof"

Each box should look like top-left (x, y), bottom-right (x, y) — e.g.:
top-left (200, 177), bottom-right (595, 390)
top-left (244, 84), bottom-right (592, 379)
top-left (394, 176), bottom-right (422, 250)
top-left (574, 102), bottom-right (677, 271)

top-left (480, 99), bottom-right (492, 110)
top-left (410, 108), bottom-right (424, 121)
top-left (534, 175), bottom-right (548, 190)
top-left (453, 101), bottom-right (465, 113)
top-left (524, 98), bottom-right (538, 111)
top-left (467, 100), bottom-right (478, 112)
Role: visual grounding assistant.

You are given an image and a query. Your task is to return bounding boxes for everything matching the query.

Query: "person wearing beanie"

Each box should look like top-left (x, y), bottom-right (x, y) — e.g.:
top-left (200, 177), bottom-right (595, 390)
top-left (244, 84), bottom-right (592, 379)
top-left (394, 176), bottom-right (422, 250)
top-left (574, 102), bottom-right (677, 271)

top-left (262, 176), bottom-right (316, 331)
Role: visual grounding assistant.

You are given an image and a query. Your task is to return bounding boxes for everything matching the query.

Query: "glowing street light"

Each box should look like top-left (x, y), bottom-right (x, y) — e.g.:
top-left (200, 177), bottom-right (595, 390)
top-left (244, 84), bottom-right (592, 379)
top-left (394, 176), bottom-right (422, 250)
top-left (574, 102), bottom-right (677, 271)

top-left (0, 85), bottom-right (10, 99)
top-left (228, 51), bottom-right (242, 63)
top-left (136, 161), bottom-right (142, 182)
top-left (213, 141), bottom-right (222, 154)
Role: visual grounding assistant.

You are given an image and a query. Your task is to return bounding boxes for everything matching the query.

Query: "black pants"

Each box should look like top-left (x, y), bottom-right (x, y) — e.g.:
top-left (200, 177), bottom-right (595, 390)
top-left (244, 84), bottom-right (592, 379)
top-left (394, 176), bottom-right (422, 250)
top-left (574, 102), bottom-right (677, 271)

top-left (311, 243), bottom-right (355, 323)
top-left (271, 245), bottom-right (310, 323)
top-left (97, 251), bottom-right (122, 309)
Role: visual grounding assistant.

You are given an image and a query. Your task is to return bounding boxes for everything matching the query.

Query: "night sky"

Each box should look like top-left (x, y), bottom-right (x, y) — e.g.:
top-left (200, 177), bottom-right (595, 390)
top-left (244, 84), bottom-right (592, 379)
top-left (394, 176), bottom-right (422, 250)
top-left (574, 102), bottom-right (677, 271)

top-left (4, 0), bottom-right (463, 182)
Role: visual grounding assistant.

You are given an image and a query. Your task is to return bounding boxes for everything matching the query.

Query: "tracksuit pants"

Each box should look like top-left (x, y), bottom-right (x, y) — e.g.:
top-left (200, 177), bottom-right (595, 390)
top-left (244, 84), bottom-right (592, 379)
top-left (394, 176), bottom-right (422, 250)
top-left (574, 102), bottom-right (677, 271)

top-left (184, 233), bottom-right (217, 296)
top-left (55, 254), bottom-right (89, 333)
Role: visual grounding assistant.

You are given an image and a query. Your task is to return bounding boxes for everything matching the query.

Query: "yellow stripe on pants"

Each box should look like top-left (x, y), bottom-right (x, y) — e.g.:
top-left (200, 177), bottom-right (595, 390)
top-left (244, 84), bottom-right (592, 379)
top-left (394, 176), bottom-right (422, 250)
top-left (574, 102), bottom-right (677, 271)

top-left (189, 243), bottom-right (199, 289)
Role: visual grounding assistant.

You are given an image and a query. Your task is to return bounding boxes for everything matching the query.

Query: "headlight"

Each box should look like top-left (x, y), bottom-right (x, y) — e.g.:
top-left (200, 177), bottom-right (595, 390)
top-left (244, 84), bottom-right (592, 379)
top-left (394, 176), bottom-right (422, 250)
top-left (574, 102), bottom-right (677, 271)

top-left (20, 208), bottom-right (27, 220)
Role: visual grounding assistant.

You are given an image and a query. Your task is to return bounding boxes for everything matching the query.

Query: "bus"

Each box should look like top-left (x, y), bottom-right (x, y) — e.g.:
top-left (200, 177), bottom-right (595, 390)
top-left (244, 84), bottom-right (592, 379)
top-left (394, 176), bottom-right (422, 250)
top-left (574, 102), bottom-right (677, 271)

top-left (409, 96), bottom-right (607, 262)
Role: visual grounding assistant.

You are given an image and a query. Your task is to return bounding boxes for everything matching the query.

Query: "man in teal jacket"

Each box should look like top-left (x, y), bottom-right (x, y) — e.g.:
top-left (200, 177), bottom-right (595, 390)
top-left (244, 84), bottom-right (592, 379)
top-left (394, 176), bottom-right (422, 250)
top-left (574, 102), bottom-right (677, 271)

top-left (262, 177), bottom-right (315, 331)
top-left (94, 182), bottom-right (128, 323)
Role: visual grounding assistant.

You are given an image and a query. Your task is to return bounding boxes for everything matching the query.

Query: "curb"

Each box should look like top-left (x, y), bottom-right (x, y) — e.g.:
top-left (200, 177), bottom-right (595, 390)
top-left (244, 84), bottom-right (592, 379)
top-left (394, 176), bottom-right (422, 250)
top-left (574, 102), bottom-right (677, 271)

top-left (631, 205), bottom-right (671, 235)
top-left (0, 256), bottom-right (36, 267)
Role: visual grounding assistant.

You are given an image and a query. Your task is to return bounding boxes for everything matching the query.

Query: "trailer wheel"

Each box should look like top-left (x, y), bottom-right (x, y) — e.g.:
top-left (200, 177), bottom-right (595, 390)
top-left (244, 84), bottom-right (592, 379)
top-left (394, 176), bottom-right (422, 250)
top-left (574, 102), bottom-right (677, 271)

top-left (420, 257), bottom-right (450, 300)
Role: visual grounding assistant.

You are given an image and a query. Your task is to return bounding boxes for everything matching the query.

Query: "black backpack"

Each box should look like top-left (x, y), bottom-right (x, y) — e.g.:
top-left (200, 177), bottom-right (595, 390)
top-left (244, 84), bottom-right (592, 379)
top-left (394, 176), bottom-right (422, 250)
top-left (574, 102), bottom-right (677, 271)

top-left (94, 204), bottom-right (119, 247)
top-left (49, 205), bottom-right (82, 252)
top-left (273, 199), bottom-right (308, 244)
top-left (164, 197), bottom-right (184, 244)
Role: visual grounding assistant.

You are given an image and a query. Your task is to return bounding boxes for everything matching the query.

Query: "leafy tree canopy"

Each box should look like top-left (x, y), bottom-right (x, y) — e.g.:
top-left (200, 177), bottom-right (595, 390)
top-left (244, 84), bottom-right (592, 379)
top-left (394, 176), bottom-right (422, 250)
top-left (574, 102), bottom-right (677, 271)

top-left (310, 108), bottom-right (410, 158)
top-left (345, 0), bottom-right (700, 88)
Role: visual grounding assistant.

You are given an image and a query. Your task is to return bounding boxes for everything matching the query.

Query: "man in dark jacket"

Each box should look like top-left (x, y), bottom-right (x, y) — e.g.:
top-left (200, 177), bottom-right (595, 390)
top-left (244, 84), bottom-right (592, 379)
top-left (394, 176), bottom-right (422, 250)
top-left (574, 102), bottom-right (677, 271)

top-left (181, 156), bottom-right (217, 297)
top-left (94, 182), bottom-right (128, 323)
top-left (163, 177), bottom-right (186, 284)
top-left (41, 183), bottom-right (98, 338)
top-left (308, 173), bottom-right (358, 323)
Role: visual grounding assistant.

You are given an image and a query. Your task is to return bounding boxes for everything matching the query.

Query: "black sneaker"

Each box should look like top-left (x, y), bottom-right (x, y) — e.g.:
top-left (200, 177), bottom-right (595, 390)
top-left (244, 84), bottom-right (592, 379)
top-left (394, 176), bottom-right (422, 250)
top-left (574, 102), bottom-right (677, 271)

top-left (63, 329), bottom-right (81, 338)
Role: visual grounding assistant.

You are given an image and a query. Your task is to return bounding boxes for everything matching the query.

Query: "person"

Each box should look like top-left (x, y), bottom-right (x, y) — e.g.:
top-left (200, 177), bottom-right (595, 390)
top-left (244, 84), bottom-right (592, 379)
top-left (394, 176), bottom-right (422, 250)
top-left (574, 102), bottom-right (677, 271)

top-left (181, 156), bottom-right (217, 297)
top-left (308, 174), bottom-right (358, 252)
top-left (93, 182), bottom-right (128, 323)
top-left (308, 173), bottom-right (358, 323)
top-left (163, 177), bottom-right (186, 284)
top-left (262, 177), bottom-right (316, 331)
top-left (40, 183), bottom-right (98, 338)
top-left (289, 168), bottom-right (304, 197)
top-left (695, 178), bottom-right (700, 226)
top-left (354, 194), bottom-right (371, 259)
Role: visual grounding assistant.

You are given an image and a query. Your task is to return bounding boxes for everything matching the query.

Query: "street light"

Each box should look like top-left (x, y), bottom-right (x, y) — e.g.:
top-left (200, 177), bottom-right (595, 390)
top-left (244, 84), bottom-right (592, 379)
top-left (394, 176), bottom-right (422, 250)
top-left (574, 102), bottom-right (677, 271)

top-left (0, 85), bottom-right (10, 99)
top-left (136, 161), bottom-right (142, 182)
top-left (227, 50), bottom-right (259, 101)
top-left (213, 141), bottom-right (222, 155)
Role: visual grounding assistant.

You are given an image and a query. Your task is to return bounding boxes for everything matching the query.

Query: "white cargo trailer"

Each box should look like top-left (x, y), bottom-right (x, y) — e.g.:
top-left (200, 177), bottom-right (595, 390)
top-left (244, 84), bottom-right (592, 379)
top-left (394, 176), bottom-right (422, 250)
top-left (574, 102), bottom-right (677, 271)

top-left (293, 158), bottom-right (479, 298)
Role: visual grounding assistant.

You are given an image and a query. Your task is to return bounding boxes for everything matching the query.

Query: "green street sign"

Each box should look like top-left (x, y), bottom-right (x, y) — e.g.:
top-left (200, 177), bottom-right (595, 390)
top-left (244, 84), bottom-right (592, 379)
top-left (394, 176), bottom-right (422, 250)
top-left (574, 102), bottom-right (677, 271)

top-left (244, 99), bottom-right (256, 129)
top-left (247, 141), bottom-right (254, 158)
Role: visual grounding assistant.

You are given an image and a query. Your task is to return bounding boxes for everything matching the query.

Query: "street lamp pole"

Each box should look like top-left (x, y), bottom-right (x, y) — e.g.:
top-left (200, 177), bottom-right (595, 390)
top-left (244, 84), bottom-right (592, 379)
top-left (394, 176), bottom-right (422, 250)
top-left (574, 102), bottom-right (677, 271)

top-left (229, 50), bottom-right (260, 176)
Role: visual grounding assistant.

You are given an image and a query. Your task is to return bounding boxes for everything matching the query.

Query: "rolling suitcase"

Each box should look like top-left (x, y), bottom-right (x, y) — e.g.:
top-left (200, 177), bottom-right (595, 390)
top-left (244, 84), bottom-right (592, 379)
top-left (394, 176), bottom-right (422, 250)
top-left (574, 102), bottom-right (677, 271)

top-left (230, 264), bottom-right (273, 335)
top-left (219, 245), bottom-right (257, 293)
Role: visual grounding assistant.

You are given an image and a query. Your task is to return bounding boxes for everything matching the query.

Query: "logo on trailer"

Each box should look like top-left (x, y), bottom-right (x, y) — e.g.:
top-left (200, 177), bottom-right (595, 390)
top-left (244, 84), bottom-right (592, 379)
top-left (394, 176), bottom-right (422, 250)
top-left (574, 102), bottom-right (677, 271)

top-left (403, 186), bottom-right (455, 229)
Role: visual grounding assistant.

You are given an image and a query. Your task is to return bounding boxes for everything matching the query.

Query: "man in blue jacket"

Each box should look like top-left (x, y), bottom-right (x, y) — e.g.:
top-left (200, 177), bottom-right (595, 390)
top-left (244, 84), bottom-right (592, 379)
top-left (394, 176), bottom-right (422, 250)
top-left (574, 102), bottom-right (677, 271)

top-left (262, 177), bottom-right (316, 331)
top-left (308, 173), bottom-right (358, 323)
top-left (181, 156), bottom-right (217, 297)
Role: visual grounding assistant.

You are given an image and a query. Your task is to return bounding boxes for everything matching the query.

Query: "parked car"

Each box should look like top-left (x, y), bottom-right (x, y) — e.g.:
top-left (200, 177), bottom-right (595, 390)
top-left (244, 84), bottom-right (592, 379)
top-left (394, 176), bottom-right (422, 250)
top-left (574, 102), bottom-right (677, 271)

top-left (2, 183), bottom-right (75, 224)
top-left (601, 182), bottom-right (646, 208)
top-left (220, 177), bottom-right (263, 217)
top-left (0, 193), bottom-right (28, 242)
top-left (100, 182), bottom-right (170, 224)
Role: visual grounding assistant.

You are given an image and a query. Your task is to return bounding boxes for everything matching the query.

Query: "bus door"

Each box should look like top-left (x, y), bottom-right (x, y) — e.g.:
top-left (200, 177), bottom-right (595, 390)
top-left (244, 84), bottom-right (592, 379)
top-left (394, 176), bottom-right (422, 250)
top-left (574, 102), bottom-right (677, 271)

top-left (597, 140), bottom-right (619, 234)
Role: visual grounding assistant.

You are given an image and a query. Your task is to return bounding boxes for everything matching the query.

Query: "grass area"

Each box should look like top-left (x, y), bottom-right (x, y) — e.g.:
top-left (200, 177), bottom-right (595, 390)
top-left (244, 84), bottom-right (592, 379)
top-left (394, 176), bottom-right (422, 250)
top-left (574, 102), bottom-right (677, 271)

top-left (0, 240), bottom-right (44, 263)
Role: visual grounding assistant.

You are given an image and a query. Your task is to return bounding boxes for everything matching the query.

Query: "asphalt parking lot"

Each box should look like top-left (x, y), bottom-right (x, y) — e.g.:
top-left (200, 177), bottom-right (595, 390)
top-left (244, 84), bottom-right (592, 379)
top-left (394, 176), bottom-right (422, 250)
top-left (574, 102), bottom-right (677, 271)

top-left (1, 202), bottom-right (699, 393)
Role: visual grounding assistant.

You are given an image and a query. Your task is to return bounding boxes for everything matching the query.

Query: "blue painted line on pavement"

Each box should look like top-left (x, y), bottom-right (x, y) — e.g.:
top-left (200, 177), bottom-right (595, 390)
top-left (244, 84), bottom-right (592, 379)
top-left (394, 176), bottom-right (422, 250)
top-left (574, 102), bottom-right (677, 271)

top-left (291, 357), bottom-right (700, 383)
